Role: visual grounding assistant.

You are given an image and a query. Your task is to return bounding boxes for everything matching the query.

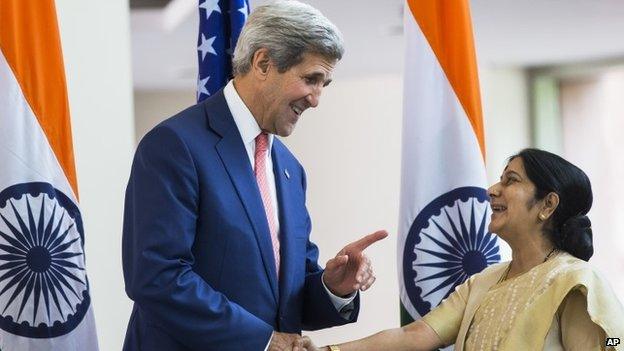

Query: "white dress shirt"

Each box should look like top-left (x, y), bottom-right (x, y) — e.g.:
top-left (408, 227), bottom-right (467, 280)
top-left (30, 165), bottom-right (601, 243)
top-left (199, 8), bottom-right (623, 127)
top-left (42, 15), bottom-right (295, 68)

top-left (222, 81), bottom-right (356, 347)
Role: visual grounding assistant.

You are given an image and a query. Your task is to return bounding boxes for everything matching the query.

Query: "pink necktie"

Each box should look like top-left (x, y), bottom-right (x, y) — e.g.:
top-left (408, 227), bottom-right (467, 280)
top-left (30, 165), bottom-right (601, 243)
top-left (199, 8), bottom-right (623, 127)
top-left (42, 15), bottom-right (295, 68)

top-left (254, 133), bottom-right (280, 276)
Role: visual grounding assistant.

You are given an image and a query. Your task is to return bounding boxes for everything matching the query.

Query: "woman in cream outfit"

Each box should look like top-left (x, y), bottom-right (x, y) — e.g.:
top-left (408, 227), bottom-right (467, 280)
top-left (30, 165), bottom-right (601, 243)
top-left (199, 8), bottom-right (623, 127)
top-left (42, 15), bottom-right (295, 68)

top-left (299, 149), bottom-right (624, 351)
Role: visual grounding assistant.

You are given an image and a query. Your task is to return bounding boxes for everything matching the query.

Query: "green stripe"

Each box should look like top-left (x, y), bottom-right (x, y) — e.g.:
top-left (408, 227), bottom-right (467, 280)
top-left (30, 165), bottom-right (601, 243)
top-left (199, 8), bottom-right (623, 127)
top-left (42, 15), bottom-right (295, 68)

top-left (400, 300), bottom-right (415, 326)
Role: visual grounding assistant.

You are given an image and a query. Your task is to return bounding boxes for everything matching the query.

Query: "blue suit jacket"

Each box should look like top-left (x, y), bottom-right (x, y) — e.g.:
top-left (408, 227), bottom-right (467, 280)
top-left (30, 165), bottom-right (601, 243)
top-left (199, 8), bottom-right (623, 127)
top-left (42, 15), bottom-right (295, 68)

top-left (122, 90), bottom-right (359, 350)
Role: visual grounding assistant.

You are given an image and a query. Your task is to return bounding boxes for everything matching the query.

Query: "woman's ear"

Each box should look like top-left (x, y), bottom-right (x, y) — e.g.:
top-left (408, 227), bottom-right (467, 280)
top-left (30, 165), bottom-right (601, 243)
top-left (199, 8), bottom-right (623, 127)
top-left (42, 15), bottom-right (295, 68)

top-left (539, 192), bottom-right (560, 221)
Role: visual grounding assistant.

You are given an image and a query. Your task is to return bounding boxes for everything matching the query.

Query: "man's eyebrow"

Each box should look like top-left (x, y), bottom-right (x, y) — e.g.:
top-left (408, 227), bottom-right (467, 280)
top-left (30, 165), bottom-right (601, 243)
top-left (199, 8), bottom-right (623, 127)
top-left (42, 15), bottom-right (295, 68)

top-left (305, 71), bottom-right (333, 85)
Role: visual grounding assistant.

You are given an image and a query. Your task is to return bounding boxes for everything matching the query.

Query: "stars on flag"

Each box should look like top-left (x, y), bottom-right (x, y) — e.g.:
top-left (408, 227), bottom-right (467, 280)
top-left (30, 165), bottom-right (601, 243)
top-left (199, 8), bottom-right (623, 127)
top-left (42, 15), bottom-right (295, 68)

top-left (238, 1), bottom-right (249, 21)
top-left (199, 0), bottom-right (221, 19)
top-left (198, 33), bottom-right (217, 60)
top-left (197, 0), bottom-right (250, 102)
top-left (197, 76), bottom-right (211, 100)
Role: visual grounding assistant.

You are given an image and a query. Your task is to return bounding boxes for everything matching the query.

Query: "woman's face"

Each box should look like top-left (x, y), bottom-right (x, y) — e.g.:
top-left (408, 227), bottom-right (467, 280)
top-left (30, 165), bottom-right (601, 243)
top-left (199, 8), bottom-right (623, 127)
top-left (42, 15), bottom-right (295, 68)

top-left (487, 157), bottom-right (543, 240)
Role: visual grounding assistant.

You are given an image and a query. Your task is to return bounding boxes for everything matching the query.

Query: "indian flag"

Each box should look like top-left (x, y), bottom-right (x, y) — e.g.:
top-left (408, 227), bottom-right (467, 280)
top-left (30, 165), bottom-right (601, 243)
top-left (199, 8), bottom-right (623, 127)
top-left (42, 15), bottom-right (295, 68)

top-left (398, 0), bottom-right (501, 333)
top-left (0, 1), bottom-right (99, 350)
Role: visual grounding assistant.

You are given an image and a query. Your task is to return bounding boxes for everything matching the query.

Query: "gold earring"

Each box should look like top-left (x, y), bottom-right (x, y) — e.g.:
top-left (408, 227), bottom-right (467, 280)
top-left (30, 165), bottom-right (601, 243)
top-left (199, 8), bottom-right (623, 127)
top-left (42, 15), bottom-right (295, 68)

top-left (539, 214), bottom-right (546, 221)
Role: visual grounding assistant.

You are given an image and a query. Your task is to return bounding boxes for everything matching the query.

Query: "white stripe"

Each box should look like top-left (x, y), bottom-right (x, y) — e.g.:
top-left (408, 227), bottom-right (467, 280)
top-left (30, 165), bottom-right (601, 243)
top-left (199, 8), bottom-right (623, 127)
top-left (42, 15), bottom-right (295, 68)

top-left (0, 51), bottom-right (77, 203)
top-left (0, 49), bottom-right (98, 350)
top-left (398, 6), bottom-right (487, 320)
top-left (1, 309), bottom-right (99, 351)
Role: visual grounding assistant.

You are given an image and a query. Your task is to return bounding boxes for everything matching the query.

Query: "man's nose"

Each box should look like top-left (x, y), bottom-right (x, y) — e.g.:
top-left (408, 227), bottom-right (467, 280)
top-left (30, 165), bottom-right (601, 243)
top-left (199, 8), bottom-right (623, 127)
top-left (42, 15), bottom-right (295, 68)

top-left (306, 87), bottom-right (322, 108)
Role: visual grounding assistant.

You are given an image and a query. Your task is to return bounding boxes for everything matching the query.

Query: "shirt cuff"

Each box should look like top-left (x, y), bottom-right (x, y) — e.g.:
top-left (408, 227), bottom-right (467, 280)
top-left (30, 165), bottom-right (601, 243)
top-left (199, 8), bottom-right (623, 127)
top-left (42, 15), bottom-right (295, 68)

top-left (264, 332), bottom-right (272, 351)
top-left (321, 272), bottom-right (357, 318)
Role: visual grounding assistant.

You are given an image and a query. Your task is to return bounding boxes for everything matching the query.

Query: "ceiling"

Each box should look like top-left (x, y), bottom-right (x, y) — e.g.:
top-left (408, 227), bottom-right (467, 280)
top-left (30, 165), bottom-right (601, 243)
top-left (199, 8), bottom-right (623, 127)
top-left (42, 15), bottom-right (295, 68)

top-left (131, 0), bottom-right (624, 90)
top-left (130, 0), bottom-right (171, 9)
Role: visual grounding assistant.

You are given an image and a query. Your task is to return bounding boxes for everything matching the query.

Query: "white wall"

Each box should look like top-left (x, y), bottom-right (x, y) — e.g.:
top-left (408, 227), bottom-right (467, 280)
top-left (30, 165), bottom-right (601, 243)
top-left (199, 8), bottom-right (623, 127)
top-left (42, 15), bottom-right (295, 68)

top-left (286, 69), bottom-right (528, 344)
top-left (132, 67), bottom-right (529, 346)
top-left (560, 68), bottom-right (624, 301)
top-left (480, 67), bottom-right (531, 262)
top-left (133, 75), bottom-right (404, 345)
top-left (56, 1), bottom-right (135, 350)
top-left (134, 76), bottom-right (404, 345)
top-left (281, 74), bottom-right (403, 345)
top-left (480, 67), bottom-right (531, 183)
top-left (134, 90), bottom-right (195, 142)
top-left (53, 0), bottom-right (620, 345)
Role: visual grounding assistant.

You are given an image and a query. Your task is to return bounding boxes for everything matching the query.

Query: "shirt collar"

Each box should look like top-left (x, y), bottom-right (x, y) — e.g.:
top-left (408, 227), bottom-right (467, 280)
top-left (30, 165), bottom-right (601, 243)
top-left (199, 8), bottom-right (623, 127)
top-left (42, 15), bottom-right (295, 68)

top-left (223, 80), bottom-right (274, 150)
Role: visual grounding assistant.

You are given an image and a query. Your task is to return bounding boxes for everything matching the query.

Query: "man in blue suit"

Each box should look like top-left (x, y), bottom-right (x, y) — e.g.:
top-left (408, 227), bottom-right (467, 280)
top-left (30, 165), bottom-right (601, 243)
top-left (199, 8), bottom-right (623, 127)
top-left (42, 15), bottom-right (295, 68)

top-left (122, 1), bottom-right (387, 350)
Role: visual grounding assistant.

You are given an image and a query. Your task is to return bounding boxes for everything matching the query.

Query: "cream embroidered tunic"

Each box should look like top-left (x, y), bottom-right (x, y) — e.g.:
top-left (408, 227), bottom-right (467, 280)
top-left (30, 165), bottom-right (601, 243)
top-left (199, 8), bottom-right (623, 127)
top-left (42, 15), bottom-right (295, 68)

top-left (422, 252), bottom-right (624, 351)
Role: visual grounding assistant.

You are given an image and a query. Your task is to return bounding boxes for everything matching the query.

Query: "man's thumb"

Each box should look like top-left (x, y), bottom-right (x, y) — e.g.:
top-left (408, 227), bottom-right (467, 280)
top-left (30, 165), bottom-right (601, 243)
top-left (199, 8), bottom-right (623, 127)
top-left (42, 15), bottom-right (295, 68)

top-left (327, 254), bottom-right (348, 270)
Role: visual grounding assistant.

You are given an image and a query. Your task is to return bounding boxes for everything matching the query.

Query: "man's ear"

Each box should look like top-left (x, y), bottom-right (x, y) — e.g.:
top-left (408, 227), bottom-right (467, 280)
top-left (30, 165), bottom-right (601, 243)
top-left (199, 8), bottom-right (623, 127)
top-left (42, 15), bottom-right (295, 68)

top-left (251, 48), bottom-right (272, 80)
top-left (539, 192), bottom-right (560, 221)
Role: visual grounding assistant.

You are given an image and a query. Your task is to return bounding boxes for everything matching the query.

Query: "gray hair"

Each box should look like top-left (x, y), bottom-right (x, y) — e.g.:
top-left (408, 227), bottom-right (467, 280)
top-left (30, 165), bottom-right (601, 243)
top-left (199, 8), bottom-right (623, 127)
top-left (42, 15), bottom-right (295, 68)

top-left (232, 0), bottom-right (344, 76)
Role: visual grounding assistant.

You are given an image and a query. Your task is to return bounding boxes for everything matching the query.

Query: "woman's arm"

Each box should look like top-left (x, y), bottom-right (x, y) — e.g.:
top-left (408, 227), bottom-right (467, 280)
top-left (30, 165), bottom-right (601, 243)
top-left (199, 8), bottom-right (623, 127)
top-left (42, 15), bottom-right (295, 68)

top-left (298, 320), bottom-right (443, 351)
top-left (298, 273), bottom-right (474, 351)
top-left (560, 289), bottom-right (606, 351)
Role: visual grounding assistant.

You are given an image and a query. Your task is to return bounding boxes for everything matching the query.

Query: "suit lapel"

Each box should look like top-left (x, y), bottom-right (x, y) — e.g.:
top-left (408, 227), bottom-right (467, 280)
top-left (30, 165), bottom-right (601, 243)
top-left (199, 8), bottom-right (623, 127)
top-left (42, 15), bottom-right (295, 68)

top-left (205, 91), bottom-right (279, 304)
top-left (272, 140), bottom-right (297, 304)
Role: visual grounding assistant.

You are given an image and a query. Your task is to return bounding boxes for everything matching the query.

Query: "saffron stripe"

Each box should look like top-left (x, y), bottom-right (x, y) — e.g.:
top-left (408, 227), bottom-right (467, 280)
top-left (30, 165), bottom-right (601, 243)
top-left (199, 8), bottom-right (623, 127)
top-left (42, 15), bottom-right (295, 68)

top-left (0, 0), bottom-right (78, 197)
top-left (406, 0), bottom-right (486, 160)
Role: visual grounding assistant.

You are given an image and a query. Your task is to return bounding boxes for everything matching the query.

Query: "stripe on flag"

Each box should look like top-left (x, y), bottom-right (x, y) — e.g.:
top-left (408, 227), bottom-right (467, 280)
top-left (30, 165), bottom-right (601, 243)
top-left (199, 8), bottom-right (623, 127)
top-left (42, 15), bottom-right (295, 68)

top-left (197, 0), bottom-right (250, 101)
top-left (397, 0), bottom-right (501, 336)
top-left (0, 1), bottom-right (99, 349)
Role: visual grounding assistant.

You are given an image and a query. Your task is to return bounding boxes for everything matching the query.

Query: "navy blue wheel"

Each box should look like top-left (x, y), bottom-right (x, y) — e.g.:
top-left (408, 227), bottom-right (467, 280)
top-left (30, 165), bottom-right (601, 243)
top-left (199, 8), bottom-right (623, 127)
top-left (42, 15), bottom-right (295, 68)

top-left (0, 182), bottom-right (90, 338)
top-left (403, 187), bottom-right (500, 317)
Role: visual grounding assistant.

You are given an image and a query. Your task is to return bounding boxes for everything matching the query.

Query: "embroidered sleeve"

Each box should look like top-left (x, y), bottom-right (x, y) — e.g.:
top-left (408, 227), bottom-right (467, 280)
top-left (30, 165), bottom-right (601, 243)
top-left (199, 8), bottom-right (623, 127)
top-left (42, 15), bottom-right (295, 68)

top-left (560, 289), bottom-right (606, 351)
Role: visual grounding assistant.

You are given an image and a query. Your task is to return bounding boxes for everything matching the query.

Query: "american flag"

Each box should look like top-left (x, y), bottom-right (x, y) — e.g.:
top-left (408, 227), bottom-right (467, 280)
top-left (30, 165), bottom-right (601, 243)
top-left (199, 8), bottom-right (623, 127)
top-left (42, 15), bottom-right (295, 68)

top-left (197, 0), bottom-right (250, 102)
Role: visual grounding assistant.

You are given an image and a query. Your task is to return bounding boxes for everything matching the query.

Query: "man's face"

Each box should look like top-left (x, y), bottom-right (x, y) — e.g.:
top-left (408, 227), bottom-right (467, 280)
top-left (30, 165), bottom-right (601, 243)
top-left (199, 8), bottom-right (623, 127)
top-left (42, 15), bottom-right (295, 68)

top-left (258, 52), bottom-right (336, 137)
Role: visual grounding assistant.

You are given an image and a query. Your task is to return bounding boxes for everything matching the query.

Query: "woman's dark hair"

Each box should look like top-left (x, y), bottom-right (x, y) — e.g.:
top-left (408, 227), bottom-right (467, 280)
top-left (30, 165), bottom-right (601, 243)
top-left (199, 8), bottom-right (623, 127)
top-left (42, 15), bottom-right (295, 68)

top-left (510, 148), bottom-right (593, 261)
